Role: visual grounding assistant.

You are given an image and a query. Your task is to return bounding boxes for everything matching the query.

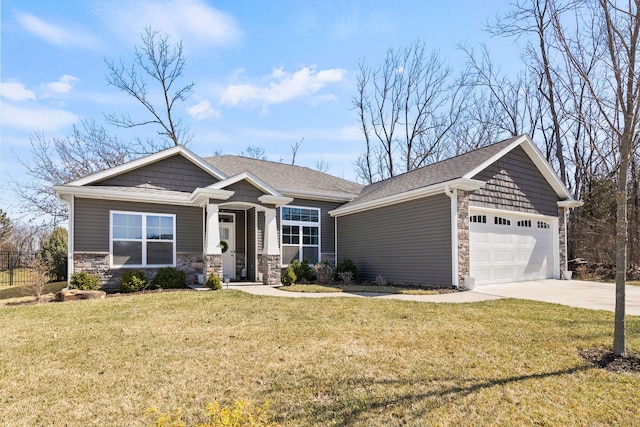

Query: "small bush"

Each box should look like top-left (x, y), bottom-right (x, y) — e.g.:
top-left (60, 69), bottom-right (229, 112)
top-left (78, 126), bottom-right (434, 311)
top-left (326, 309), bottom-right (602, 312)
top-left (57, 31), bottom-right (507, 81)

top-left (281, 265), bottom-right (297, 285)
top-left (119, 270), bottom-right (147, 293)
top-left (290, 259), bottom-right (314, 282)
top-left (375, 274), bottom-right (387, 286)
top-left (206, 274), bottom-right (222, 290)
top-left (70, 271), bottom-right (101, 290)
top-left (335, 258), bottom-right (357, 280)
top-left (151, 267), bottom-right (185, 289)
top-left (338, 271), bottom-right (354, 286)
top-left (312, 262), bottom-right (334, 284)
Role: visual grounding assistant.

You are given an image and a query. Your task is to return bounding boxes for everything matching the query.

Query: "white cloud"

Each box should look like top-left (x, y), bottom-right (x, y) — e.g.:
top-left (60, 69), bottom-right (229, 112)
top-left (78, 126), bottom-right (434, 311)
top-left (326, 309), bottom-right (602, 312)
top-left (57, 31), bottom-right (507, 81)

top-left (45, 75), bottom-right (79, 94)
top-left (0, 101), bottom-right (79, 131)
top-left (17, 13), bottom-right (99, 48)
top-left (0, 82), bottom-right (36, 102)
top-left (221, 67), bottom-right (346, 108)
top-left (103, 0), bottom-right (242, 48)
top-left (187, 100), bottom-right (220, 120)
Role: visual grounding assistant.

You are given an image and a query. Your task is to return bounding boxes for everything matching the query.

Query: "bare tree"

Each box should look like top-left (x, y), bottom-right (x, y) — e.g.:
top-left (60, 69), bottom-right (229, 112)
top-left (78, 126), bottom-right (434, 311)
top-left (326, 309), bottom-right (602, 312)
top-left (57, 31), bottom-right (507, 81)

top-left (353, 41), bottom-right (461, 183)
top-left (552, 0), bottom-right (640, 356)
top-left (315, 159), bottom-right (331, 173)
top-left (240, 145), bottom-right (267, 160)
top-left (290, 138), bottom-right (304, 165)
top-left (13, 121), bottom-right (134, 224)
top-left (106, 27), bottom-right (194, 146)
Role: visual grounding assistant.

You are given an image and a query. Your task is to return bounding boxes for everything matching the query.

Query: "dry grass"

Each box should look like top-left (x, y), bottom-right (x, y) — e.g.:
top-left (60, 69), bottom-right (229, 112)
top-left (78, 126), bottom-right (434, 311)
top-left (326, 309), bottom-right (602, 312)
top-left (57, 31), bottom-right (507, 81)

top-left (280, 284), bottom-right (443, 295)
top-left (1, 290), bottom-right (640, 426)
top-left (0, 281), bottom-right (67, 301)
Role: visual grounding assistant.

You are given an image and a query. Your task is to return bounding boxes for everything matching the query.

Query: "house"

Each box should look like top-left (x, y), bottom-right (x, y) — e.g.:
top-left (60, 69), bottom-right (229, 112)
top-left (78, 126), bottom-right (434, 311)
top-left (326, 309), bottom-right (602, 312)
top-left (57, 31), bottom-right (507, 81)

top-left (54, 134), bottom-right (581, 290)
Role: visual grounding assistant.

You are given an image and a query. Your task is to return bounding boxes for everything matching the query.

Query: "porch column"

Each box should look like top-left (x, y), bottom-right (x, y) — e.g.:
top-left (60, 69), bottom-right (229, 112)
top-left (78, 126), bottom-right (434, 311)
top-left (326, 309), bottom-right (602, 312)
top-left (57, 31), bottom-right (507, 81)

top-left (264, 208), bottom-right (279, 255)
top-left (205, 203), bottom-right (223, 280)
top-left (260, 208), bottom-right (281, 285)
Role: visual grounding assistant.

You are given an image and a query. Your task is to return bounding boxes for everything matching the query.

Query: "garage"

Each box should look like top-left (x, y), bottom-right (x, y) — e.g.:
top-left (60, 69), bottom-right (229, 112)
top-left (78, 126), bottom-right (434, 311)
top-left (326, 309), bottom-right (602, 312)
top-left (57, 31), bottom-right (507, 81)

top-left (469, 210), bottom-right (558, 285)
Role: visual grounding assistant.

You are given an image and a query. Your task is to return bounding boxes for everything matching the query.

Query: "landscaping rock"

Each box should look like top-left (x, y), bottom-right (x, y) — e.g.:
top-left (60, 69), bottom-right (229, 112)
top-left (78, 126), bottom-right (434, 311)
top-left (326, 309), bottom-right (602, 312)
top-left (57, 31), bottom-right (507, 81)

top-left (55, 289), bottom-right (106, 302)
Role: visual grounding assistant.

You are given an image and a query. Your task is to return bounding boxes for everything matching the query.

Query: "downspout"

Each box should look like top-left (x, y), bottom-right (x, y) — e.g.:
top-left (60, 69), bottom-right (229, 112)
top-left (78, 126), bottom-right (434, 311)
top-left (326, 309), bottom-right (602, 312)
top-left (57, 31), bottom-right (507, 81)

top-left (444, 185), bottom-right (459, 289)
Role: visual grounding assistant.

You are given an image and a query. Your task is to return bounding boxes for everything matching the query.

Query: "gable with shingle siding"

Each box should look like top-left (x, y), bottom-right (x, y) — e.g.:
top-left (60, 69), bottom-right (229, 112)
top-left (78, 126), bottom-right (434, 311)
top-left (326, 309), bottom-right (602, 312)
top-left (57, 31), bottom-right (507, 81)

top-left (94, 154), bottom-right (218, 192)
top-left (468, 146), bottom-right (559, 216)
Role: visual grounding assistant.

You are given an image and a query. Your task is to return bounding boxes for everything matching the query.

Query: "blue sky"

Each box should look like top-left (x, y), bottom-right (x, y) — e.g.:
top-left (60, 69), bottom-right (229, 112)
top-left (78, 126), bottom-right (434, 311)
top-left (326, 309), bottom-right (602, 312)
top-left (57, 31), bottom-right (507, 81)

top-left (1, 0), bottom-right (522, 221)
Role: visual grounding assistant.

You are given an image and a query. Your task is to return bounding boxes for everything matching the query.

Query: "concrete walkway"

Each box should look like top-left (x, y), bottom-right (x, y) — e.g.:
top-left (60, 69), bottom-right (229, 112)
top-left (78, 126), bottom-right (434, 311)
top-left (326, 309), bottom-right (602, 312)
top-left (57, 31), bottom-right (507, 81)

top-left (473, 279), bottom-right (640, 315)
top-left (225, 280), bottom-right (640, 314)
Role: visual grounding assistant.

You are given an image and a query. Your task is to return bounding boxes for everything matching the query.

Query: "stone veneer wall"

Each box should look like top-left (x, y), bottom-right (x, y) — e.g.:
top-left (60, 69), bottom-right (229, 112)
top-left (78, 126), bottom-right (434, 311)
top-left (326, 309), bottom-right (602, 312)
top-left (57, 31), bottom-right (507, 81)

top-left (558, 206), bottom-right (568, 278)
top-left (258, 254), bottom-right (281, 285)
top-left (73, 252), bottom-right (204, 291)
top-left (205, 254), bottom-right (223, 281)
top-left (456, 191), bottom-right (470, 287)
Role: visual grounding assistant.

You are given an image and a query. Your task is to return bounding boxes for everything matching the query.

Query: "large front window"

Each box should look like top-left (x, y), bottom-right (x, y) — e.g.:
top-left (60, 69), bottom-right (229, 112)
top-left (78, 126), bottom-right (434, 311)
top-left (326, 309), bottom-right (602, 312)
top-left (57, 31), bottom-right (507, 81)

top-left (111, 211), bottom-right (176, 267)
top-left (281, 206), bottom-right (320, 265)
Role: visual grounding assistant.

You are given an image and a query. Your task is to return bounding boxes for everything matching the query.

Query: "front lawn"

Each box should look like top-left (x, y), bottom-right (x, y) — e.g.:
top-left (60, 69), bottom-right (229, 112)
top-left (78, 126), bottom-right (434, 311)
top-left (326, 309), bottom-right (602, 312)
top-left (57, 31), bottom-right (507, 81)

top-left (0, 280), bottom-right (67, 300)
top-left (1, 291), bottom-right (639, 426)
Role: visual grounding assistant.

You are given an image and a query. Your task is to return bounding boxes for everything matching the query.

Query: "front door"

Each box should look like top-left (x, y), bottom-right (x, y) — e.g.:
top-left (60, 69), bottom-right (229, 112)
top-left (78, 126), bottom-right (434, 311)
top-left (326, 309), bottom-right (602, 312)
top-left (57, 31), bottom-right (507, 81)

top-left (219, 214), bottom-right (236, 280)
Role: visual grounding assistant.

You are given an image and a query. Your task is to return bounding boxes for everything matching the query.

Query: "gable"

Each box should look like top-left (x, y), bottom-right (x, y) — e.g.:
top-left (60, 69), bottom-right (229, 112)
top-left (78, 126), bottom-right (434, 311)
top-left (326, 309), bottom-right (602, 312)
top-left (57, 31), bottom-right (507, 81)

top-left (469, 146), bottom-right (559, 216)
top-left (224, 180), bottom-right (271, 204)
top-left (93, 154), bottom-right (219, 192)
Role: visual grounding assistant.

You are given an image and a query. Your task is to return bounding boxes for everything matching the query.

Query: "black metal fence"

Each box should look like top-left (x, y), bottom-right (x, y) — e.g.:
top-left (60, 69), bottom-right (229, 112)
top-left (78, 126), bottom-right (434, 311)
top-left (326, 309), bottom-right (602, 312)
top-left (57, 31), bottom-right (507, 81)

top-left (0, 251), bottom-right (39, 286)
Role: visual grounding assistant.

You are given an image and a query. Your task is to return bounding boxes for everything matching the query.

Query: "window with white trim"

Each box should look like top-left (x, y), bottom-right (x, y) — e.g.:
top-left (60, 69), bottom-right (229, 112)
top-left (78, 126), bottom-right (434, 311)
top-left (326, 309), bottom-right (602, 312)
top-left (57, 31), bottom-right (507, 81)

top-left (517, 220), bottom-right (532, 227)
top-left (470, 215), bottom-right (487, 223)
top-left (281, 206), bottom-right (320, 265)
top-left (494, 216), bottom-right (511, 226)
top-left (537, 221), bottom-right (551, 229)
top-left (111, 211), bottom-right (176, 267)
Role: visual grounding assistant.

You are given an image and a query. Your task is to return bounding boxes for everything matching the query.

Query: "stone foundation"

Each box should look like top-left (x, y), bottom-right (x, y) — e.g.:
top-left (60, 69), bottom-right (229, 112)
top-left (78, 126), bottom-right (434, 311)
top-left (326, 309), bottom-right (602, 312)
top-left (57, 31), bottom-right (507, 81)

top-left (258, 254), bottom-right (281, 285)
top-left (205, 254), bottom-right (223, 281)
top-left (73, 252), bottom-right (204, 291)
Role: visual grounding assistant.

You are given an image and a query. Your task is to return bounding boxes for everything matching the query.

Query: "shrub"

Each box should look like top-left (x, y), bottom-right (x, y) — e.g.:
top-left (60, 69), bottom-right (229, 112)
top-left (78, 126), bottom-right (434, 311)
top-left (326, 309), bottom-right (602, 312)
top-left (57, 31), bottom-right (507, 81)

top-left (338, 271), bottom-right (354, 286)
top-left (334, 258), bottom-right (357, 280)
top-left (375, 274), bottom-right (388, 286)
top-left (290, 259), bottom-right (314, 282)
top-left (70, 271), bottom-right (101, 290)
top-left (281, 265), bottom-right (297, 285)
top-left (151, 267), bottom-right (185, 289)
top-left (39, 227), bottom-right (68, 281)
top-left (312, 262), bottom-right (334, 284)
top-left (206, 274), bottom-right (222, 290)
top-left (119, 270), bottom-right (147, 293)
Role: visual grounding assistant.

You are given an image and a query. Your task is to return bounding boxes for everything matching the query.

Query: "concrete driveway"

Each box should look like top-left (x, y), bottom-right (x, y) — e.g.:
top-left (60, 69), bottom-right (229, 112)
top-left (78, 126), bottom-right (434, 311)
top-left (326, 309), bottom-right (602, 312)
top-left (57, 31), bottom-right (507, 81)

top-left (472, 279), bottom-right (640, 315)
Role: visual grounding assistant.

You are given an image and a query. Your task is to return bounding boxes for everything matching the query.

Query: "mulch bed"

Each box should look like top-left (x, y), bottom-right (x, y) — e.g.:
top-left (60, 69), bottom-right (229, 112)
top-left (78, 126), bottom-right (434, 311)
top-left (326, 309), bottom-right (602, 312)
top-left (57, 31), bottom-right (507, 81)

top-left (578, 348), bottom-right (640, 373)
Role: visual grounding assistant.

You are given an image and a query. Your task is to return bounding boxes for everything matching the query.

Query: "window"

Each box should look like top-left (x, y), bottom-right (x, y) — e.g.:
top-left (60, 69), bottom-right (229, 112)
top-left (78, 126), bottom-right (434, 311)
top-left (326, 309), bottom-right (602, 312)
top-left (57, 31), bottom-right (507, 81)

top-left (494, 216), bottom-right (511, 226)
top-left (281, 206), bottom-right (320, 265)
top-left (470, 215), bottom-right (487, 223)
top-left (111, 211), bottom-right (175, 267)
top-left (517, 220), bottom-right (532, 227)
top-left (537, 221), bottom-right (551, 229)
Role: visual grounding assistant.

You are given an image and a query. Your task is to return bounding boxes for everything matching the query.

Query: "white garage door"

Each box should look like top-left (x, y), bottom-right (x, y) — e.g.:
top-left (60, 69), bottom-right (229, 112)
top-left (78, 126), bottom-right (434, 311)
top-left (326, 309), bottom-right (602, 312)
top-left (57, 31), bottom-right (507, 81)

top-left (469, 211), bottom-right (557, 285)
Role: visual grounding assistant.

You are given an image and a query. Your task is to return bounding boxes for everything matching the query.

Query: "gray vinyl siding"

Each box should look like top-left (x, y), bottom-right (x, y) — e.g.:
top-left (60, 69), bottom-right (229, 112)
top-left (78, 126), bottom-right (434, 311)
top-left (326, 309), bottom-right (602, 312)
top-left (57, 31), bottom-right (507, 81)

top-left (74, 198), bottom-right (203, 252)
top-left (247, 208), bottom-right (256, 281)
top-left (469, 146), bottom-right (559, 216)
top-left (225, 181), bottom-right (266, 204)
top-left (257, 211), bottom-right (265, 253)
top-left (286, 198), bottom-right (343, 254)
top-left (94, 154), bottom-right (217, 192)
top-left (337, 194), bottom-right (452, 286)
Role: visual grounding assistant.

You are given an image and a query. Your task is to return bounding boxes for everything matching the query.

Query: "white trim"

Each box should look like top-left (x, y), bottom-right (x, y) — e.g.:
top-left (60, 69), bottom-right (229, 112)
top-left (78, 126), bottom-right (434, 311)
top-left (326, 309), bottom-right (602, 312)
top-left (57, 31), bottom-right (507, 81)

top-left (190, 188), bottom-right (234, 206)
top-left (258, 195), bottom-right (294, 207)
top-left (280, 189), bottom-right (357, 203)
top-left (67, 145), bottom-right (226, 186)
top-left (329, 178), bottom-right (484, 217)
top-left (444, 185), bottom-right (459, 288)
top-left (209, 171), bottom-right (283, 197)
top-left (67, 195), bottom-right (74, 285)
top-left (558, 200), bottom-right (584, 208)
top-left (280, 205), bottom-right (321, 265)
top-left (468, 207), bottom-right (560, 282)
top-left (109, 210), bottom-right (177, 268)
top-left (464, 134), bottom-right (574, 201)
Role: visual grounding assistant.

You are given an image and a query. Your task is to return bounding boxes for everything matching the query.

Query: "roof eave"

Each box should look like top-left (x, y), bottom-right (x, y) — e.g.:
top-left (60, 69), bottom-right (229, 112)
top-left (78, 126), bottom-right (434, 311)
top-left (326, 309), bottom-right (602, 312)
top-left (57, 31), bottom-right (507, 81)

top-left (280, 189), bottom-right (358, 203)
top-left (329, 178), bottom-right (484, 217)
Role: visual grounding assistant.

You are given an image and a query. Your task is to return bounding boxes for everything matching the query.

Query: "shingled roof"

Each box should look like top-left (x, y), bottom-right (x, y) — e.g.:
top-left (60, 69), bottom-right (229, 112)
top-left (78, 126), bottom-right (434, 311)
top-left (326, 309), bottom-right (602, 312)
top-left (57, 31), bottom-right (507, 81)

top-left (204, 155), bottom-right (363, 199)
top-left (338, 136), bottom-right (521, 209)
